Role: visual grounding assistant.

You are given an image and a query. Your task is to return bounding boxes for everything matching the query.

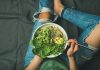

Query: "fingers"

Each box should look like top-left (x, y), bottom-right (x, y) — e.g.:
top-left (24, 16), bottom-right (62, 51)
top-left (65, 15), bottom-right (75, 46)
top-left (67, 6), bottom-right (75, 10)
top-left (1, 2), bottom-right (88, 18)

top-left (68, 39), bottom-right (77, 44)
top-left (68, 39), bottom-right (79, 53)
top-left (68, 45), bottom-right (74, 52)
top-left (68, 39), bottom-right (77, 47)
top-left (74, 45), bottom-right (79, 53)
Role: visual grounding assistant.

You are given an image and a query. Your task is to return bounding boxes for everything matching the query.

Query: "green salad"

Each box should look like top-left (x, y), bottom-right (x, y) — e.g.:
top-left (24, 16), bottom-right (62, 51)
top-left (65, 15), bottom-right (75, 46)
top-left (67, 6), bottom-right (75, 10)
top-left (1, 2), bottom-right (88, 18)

top-left (32, 25), bottom-right (65, 58)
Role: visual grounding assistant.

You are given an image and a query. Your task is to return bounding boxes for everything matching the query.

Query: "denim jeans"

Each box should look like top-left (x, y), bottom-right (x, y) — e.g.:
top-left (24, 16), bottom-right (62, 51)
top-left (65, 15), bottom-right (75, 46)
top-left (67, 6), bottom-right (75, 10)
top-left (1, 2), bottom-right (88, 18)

top-left (24, 0), bottom-right (53, 67)
top-left (24, 0), bottom-right (100, 67)
top-left (24, 19), bottom-right (51, 67)
top-left (60, 8), bottom-right (100, 65)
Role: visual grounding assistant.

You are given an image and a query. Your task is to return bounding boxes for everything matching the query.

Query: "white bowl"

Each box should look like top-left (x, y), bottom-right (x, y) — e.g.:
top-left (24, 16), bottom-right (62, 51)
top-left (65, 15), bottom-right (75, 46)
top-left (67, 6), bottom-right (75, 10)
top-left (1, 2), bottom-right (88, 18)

top-left (31, 22), bottom-right (68, 58)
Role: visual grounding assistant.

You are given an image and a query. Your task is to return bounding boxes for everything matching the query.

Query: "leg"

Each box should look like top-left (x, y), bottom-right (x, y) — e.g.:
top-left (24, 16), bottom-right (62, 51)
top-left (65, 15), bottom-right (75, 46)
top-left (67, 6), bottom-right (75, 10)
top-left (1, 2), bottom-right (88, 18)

top-left (24, 14), bottom-right (51, 67)
top-left (54, 0), bottom-right (100, 65)
top-left (24, 0), bottom-right (53, 67)
top-left (54, 0), bottom-right (100, 48)
top-left (75, 24), bottom-right (100, 65)
top-left (74, 17), bottom-right (100, 65)
top-left (54, 0), bottom-right (100, 30)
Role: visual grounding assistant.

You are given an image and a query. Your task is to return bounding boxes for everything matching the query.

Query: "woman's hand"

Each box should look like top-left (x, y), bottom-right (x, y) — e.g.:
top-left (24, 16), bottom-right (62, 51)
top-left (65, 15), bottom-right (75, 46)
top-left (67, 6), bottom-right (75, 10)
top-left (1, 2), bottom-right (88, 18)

top-left (67, 39), bottom-right (80, 57)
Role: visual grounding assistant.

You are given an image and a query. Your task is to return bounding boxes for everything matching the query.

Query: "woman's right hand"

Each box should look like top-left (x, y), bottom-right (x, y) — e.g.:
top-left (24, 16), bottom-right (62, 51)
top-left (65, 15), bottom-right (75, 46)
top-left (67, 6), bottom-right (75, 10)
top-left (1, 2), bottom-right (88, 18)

top-left (67, 39), bottom-right (80, 57)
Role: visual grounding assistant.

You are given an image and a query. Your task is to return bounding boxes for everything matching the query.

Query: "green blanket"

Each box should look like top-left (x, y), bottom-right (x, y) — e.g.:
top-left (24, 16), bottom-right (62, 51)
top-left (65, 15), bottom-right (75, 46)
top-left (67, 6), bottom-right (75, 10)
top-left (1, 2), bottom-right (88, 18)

top-left (39, 58), bottom-right (69, 70)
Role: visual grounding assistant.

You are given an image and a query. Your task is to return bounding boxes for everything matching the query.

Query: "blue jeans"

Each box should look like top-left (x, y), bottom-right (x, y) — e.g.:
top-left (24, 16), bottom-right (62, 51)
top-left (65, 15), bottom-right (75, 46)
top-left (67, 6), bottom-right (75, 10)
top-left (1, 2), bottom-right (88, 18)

top-left (60, 8), bottom-right (100, 65)
top-left (24, 0), bottom-right (53, 67)
top-left (24, 19), bottom-right (51, 67)
top-left (24, 0), bottom-right (100, 67)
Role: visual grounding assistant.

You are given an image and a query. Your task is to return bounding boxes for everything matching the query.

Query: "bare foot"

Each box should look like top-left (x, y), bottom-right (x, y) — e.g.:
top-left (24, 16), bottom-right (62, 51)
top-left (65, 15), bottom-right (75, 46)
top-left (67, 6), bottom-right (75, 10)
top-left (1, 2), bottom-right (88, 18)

top-left (54, 0), bottom-right (64, 16)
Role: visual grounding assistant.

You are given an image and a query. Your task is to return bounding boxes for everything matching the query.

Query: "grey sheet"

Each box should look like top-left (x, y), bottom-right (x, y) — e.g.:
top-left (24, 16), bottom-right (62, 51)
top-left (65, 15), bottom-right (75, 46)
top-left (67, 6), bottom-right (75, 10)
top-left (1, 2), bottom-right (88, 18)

top-left (0, 0), bottom-right (100, 70)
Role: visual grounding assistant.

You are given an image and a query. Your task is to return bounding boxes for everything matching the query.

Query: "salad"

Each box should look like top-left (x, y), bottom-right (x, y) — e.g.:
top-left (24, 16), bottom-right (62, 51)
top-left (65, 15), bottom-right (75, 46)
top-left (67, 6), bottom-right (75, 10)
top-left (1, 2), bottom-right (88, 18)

top-left (32, 25), bottom-right (66, 58)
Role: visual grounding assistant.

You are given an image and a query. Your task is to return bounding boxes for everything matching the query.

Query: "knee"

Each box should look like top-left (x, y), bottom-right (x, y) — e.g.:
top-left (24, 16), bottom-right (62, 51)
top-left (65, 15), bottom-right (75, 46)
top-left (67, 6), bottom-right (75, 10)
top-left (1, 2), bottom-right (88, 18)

top-left (85, 24), bottom-right (100, 48)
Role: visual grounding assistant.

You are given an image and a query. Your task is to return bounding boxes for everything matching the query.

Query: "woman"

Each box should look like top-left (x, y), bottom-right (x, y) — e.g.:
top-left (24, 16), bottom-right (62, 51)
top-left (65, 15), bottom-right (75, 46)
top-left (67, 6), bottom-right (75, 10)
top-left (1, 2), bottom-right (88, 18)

top-left (24, 0), bottom-right (79, 70)
top-left (24, 0), bottom-right (100, 69)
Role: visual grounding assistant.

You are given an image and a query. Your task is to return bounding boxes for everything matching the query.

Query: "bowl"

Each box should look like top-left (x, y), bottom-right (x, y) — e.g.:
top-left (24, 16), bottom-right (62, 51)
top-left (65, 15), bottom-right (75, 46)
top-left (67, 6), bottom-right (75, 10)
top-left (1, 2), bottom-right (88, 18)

top-left (31, 22), bottom-right (68, 58)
